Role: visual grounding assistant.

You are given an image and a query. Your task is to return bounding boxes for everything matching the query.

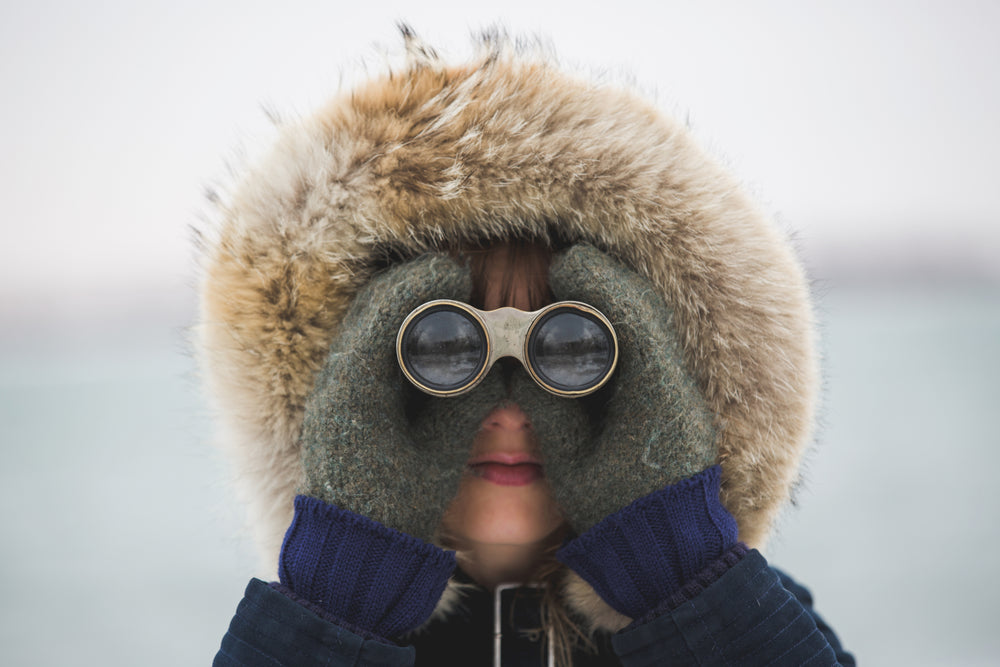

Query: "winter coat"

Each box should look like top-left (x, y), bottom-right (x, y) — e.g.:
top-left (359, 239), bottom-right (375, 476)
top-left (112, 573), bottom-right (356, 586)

top-left (199, 31), bottom-right (845, 664)
top-left (216, 555), bottom-right (854, 666)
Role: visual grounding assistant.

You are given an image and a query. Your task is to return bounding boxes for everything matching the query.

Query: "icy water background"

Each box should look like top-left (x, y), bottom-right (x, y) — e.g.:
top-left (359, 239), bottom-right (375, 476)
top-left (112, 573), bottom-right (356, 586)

top-left (2, 280), bottom-right (998, 665)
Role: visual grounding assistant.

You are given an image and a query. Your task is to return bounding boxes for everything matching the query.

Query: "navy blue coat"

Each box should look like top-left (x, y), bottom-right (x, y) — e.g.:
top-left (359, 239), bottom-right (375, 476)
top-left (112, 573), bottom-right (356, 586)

top-left (214, 549), bottom-right (854, 666)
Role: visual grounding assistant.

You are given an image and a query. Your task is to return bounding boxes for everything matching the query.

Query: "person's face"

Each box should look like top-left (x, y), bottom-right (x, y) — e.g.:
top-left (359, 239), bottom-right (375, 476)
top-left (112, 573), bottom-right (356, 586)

top-left (436, 252), bottom-right (565, 565)
top-left (439, 401), bottom-right (564, 546)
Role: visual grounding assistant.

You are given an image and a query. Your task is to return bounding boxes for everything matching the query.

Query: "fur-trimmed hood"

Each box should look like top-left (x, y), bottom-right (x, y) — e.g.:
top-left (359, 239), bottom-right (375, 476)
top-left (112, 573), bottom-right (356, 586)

top-left (196, 33), bottom-right (818, 632)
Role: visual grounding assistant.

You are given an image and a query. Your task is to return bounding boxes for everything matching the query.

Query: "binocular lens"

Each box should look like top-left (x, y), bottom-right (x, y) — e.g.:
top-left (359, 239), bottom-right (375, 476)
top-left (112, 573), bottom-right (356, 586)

top-left (528, 310), bottom-right (615, 393)
top-left (399, 306), bottom-right (487, 392)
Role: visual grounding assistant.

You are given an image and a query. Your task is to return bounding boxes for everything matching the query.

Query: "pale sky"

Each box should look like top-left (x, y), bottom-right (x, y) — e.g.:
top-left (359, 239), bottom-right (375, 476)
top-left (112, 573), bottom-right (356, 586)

top-left (2, 0), bottom-right (998, 308)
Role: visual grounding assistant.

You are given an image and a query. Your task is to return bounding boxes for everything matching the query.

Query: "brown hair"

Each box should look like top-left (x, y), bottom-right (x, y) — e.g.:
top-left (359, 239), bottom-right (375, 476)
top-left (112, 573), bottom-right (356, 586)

top-left (465, 240), bottom-right (554, 312)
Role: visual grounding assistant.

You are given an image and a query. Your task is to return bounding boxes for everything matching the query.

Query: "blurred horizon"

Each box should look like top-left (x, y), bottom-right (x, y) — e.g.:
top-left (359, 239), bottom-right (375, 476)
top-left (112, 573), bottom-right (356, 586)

top-left (2, 229), bottom-right (997, 331)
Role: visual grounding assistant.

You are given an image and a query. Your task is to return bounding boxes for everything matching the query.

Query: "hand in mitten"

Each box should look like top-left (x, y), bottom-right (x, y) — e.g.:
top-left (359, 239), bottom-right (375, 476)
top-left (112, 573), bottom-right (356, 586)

top-left (519, 245), bottom-right (739, 620)
top-left (279, 253), bottom-right (506, 639)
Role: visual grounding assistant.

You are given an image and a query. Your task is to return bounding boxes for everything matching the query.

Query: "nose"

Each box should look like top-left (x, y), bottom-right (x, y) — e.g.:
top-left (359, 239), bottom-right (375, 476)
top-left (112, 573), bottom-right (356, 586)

top-left (481, 403), bottom-right (532, 432)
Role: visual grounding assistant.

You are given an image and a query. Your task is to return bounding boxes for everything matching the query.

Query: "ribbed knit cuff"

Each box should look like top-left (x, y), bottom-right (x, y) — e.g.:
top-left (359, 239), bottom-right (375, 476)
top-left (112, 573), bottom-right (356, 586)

top-left (556, 466), bottom-right (738, 620)
top-left (279, 495), bottom-right (456, 640)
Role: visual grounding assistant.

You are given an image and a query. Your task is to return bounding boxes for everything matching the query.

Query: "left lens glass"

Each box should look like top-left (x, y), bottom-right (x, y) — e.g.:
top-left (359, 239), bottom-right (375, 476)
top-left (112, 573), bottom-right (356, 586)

top-left (527, 307), bottom-right (615, 394)
top-left (400, 305), bottom-right (487, 392)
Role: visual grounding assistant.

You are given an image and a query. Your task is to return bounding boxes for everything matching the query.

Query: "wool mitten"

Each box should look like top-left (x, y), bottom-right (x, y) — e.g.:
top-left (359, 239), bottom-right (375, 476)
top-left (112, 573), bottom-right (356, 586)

top-left (284, 253), bottom-right (507, 638)
top-left (525, 243), bottom-right (720, 533)
top-left (502, 244), bottom-right (733, 618)
top-left (298, 252), bottom-right (505, 542)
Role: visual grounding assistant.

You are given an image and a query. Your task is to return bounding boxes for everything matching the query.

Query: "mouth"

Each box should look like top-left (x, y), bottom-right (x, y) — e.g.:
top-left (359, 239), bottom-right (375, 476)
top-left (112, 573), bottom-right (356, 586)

top-left (466, 453), bottom-right (544, 487)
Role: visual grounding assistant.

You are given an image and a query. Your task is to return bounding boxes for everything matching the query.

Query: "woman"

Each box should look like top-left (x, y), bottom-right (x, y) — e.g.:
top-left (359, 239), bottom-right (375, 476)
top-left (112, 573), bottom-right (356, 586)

top-left (200, 32), bottom-right (853, 666)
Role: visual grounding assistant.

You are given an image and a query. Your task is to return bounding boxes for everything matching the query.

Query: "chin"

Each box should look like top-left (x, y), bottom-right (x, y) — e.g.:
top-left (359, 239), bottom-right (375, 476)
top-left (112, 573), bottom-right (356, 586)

top-left (441, 479), bottom-right (563, 547)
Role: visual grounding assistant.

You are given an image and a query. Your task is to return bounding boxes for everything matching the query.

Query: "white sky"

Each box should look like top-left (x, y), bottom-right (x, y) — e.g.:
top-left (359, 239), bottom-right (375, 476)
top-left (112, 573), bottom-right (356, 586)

top-left (1, 0), bottom-right (998, 305)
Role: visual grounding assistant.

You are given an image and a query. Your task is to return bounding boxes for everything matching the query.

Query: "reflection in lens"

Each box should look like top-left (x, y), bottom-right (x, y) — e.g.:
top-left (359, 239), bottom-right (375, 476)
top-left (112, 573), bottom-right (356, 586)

top-left (530, 311), bottom-right (613, 391)
top-left (402, 308), bottom-right (486, 391)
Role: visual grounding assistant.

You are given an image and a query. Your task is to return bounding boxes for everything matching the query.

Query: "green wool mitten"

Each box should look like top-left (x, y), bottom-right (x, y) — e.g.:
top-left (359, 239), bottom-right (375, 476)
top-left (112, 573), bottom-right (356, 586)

top-left (299, 254), bottom-right (506, 544)
top-left (512, 244), bottom-right (719, 534)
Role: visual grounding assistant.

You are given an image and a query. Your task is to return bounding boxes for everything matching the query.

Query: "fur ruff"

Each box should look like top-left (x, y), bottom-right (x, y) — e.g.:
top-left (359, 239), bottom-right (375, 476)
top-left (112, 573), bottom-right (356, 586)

top-left (196, 33), bottom-right (818, 632)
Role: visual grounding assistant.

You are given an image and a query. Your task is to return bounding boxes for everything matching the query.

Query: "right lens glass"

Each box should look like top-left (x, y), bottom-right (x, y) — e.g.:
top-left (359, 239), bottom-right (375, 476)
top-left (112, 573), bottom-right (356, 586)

top-left (400, 305), bottom-right (487, 392)
top-left (528, 308), bottom-right (614, 393)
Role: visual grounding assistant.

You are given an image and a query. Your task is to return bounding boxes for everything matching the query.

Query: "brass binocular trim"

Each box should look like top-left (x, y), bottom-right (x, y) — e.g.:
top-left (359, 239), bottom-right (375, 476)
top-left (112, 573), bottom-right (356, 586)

top-left (397, 300), bottom-right (619, 398)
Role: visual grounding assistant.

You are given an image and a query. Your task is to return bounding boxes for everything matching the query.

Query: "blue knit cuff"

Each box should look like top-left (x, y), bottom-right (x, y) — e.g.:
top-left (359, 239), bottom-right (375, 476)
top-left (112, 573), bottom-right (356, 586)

top-left (279, 495), bottom-right (456, 639)
top-left (556, 466), bottom-right (738, 620)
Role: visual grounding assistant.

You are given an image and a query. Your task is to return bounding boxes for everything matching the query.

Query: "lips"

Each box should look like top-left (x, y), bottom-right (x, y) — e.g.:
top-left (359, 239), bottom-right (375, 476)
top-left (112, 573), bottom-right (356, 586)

top-left (466, 453), bottom-right (544, 487)
top-left (468, 462), bottom-right (544, 486)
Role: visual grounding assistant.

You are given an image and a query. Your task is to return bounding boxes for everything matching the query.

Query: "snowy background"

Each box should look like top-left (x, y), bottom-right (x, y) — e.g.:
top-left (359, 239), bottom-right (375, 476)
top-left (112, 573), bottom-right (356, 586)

top-left (2, 1), bottom-right (998, 664)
